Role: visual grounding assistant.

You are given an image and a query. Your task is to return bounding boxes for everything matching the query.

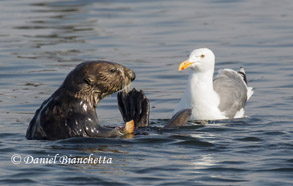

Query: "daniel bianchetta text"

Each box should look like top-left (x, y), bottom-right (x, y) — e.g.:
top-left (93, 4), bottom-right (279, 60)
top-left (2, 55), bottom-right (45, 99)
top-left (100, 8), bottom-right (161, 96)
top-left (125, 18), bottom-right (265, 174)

top-left (11, 154), bottom-right (112, 165)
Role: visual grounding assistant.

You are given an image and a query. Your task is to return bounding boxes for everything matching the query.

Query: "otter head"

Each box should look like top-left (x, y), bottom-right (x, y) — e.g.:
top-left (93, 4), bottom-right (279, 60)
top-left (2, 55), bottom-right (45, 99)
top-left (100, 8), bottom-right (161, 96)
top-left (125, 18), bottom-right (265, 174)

top-left (62, 61), bottom-right (135, 107)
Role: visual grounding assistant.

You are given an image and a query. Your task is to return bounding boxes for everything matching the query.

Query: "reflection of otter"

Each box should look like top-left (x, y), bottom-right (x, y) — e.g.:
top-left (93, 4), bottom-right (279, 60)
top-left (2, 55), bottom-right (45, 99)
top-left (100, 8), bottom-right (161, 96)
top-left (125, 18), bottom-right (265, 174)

top-left (26, 61), bottom-right (136, 140)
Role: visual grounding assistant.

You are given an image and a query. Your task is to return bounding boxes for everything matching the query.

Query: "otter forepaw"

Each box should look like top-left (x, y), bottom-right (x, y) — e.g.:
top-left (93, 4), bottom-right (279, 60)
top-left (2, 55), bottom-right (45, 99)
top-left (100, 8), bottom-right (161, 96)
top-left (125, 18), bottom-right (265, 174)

top-left (117, 88), bottom-right (150, 127)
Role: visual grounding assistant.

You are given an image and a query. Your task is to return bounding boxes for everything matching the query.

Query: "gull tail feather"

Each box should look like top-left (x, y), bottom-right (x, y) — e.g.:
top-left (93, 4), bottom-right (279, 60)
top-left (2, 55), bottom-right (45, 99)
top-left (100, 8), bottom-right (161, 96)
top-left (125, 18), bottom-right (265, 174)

top-left (247, 87), bottom-right (254, 100)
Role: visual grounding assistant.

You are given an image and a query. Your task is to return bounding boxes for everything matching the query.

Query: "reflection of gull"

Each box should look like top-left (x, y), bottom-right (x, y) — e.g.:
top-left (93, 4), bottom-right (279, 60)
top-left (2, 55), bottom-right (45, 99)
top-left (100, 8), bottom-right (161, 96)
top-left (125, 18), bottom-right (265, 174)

top-left (173, 48), bottom-right (254, 120)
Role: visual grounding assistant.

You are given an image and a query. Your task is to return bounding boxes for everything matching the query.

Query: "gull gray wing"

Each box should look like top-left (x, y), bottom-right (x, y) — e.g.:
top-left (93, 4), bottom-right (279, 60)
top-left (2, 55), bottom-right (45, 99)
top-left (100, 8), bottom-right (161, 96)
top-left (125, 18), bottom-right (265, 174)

top-left (213, 69), bottom-right (248, 119)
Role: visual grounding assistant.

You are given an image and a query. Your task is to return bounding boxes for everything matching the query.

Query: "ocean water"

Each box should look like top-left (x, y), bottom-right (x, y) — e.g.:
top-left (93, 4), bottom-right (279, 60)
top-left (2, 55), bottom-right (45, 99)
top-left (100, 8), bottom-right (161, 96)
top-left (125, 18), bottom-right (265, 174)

top-left (0, 0), bottom-right (293, 185)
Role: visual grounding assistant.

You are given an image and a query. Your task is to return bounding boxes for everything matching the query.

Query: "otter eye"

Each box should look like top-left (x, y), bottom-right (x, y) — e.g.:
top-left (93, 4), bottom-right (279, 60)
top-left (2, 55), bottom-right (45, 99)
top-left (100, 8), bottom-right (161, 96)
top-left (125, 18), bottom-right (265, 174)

top-left (200, 54), bottom-right (205, 58)
top-left (110, 68), bottom-right (116, 73)
top-left (84, 77), bottom-right (94, 85)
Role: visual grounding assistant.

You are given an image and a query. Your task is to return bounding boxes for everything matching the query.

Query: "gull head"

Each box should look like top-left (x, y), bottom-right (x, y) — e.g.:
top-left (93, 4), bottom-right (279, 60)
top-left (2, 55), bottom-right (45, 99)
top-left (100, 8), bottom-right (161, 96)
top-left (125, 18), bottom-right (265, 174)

top-left (178, 48), bottom-right (215, 72)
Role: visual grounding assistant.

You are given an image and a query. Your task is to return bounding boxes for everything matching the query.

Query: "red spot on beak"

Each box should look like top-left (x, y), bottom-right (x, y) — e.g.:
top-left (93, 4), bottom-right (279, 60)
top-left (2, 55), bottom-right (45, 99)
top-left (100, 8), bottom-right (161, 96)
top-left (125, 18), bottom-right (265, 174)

top-left (178, 59), bottom-right (192, 71)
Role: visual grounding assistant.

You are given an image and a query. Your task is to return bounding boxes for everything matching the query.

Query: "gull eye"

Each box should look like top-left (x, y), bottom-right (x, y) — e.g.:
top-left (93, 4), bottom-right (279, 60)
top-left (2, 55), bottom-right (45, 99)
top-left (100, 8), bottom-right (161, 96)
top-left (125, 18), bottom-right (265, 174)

top-left (200, 54), bottom-right (205, 58)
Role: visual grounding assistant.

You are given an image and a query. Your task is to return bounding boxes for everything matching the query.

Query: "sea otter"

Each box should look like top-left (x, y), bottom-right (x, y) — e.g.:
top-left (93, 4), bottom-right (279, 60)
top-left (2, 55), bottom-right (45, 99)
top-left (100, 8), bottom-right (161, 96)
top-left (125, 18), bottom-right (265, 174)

top-left (26, 61), bottom-right (138, 140)
top-left (26, 61), bottom-right (191, 140)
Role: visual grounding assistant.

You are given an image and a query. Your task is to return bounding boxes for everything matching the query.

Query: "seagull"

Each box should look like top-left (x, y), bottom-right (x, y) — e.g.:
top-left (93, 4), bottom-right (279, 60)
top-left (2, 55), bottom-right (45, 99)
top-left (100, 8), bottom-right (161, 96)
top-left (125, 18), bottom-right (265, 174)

top-left (173, 48), bottom-right (254, 121)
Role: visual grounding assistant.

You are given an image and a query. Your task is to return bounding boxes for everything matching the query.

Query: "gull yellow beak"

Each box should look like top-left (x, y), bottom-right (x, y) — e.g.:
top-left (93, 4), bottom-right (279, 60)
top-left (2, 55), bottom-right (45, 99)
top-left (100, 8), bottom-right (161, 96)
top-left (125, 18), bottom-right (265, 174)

top-left (178, 59), bottom-right (193, 71)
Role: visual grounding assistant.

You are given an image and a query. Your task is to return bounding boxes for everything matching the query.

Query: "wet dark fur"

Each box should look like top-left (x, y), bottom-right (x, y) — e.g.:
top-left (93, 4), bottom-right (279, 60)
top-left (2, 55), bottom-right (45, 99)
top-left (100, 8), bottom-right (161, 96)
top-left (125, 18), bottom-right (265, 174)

top-left (26, 61), bottom-right (135, 140)
top-left (118, 89), bottom-right (150, 127)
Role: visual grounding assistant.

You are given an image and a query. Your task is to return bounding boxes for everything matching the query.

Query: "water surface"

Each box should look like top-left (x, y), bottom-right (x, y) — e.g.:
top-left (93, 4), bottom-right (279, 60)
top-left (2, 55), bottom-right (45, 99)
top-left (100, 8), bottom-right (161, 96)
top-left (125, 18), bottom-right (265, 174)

top-left (0, 0), bottom-right (293, 185)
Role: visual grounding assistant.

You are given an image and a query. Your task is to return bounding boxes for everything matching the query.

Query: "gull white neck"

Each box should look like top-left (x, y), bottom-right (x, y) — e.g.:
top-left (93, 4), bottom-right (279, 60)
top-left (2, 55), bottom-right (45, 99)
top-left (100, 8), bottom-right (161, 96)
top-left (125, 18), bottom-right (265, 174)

top-left (186, 69), bottom-right (223, 120)
top-left (188, 68), bottom-right (215, 92)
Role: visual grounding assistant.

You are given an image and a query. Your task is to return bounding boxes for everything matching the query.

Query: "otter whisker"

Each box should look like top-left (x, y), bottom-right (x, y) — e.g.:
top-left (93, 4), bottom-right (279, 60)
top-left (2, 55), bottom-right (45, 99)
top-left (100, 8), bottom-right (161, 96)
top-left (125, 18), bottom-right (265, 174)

top-left (120, 82), bottom-right (131, 94)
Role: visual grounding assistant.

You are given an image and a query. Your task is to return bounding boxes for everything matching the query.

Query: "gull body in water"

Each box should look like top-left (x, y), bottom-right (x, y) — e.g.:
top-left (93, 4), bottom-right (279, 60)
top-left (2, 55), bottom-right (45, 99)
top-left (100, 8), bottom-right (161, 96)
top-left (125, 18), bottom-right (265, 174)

top-left (173, 48), bottom-right (254, 121)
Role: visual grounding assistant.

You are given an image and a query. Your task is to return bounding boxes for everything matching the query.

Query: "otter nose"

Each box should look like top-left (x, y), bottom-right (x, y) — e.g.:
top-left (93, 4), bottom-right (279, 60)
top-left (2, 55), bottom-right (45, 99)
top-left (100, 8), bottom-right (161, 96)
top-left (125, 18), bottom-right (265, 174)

top-left (130, 70), bottom-right (136, 81)
top-left (124, 67), bottom-right (135, 81)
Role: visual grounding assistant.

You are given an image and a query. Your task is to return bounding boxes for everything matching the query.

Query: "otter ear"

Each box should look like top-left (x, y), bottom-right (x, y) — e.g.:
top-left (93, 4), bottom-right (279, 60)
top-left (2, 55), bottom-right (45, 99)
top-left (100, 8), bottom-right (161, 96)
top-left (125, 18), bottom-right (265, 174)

top-left (84, 77), bottom-right (94, 86)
